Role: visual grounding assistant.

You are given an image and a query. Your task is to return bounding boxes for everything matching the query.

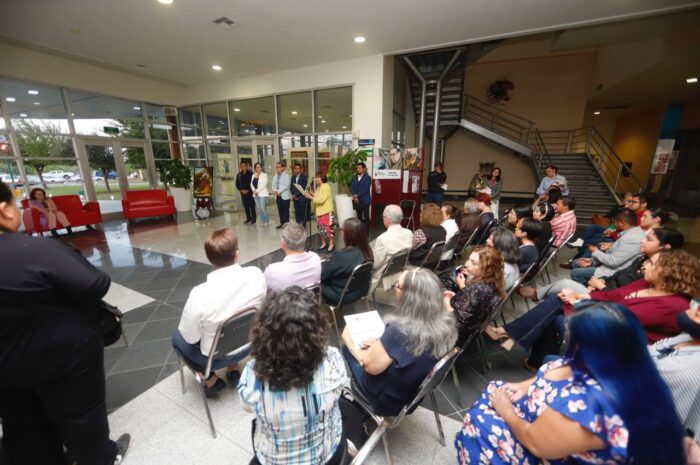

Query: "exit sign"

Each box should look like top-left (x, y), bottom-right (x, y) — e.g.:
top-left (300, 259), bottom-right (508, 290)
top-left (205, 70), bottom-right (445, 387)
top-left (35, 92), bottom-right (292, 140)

top-left (358, 139), bottom-right (375, 146)
top-left (103, 126), bottom-right (120, 135)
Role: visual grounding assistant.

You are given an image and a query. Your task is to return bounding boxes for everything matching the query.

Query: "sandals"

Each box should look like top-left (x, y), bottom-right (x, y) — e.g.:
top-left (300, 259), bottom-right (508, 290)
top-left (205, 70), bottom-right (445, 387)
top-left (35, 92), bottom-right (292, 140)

top-left (484, 326), bottom-right (508, 342)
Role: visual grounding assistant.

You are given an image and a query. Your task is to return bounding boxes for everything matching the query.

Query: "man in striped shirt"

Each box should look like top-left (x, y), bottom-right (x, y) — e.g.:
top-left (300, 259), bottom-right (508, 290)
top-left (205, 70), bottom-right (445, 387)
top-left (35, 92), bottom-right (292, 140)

top-left (550, 197), bottom-right (577, 247)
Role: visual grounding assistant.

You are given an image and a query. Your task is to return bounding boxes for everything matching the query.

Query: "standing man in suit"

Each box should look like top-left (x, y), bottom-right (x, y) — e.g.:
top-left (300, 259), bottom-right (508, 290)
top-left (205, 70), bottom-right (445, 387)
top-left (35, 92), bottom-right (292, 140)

top-left (272, 162), bottom-right (291, 229)
top-left (290, 163), bottom-right (308, 227)
top-left (236, 162), bottom-right (255, 224)
top-left (351, 162), bottom-right (372, 229)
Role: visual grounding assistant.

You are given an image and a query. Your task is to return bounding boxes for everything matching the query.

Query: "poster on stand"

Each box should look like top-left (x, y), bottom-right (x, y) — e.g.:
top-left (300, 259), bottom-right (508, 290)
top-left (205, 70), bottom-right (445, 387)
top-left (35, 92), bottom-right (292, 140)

top-left (650, 139), bottom-right (675, 175)
top-left (373, 148), bottom-right (402, 179)
top-left (402, 148), bottom-right (422, 170)
top-left (193, 167), bottom-right (213, 197)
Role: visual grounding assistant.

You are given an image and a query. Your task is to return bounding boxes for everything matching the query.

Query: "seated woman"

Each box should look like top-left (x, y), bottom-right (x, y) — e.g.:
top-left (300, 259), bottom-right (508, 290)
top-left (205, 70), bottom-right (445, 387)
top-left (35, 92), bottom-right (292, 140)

top-left (506, 204), bottom-right (533, 231)
top-left (486, 249), bottom-right (698, 357)
top-left (342, 268), bottom-right (457, 416)
top-left (456, 301), bottom-right (687, 465)
top-left (531, 203), bottom-right (554, 254)
top-left (514, 218), bottom-right (542, 272)
top-left (321, 218), bottom-right (373, 305)
top-left (238, 287), bottom-right (346, 465)
top-left (28, 188), bottom-right (72, 237)
top-left (443, 246), bottom-right (504, 347)
top-left (408, 202), bottom-right (447, 266)
top-left (486, 227), bottom-right (520, 289)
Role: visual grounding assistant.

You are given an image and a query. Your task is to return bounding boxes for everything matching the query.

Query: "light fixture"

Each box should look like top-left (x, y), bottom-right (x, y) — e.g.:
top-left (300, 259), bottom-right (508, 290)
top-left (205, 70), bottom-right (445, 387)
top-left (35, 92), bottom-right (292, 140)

top-left (157, 0), bottom-right (173, 4)
top-left (5, 97), bottom-right (15, 102)
top-left (594, 111), bottom-right (601, 115)
top-left (211, 64), bottom-right (222, 71)
top-left (33, 102), bottom-right (40, 106)
top-left (19, 113), bottom-right (27, 117)
top-left (342, 126), bottom-right (347, 129)
top-left (28, 90), bottom-right (39, 95)
top-left (133, 106), bottom-right (141, 111)
top-left (303, 124), bottom-right (308, 128)
top-left (291, 111), bottom-right (298, 115)
top-left (321, 120), bottom-right (326, 123)
top-left (318, 115), bottom-right (323, 119)
top-left (233, 108), bottom-right (240, 112)
top-left (354, 36), bottom-right (366, 44)
top-left (687, 77), bottom-right (698, 84)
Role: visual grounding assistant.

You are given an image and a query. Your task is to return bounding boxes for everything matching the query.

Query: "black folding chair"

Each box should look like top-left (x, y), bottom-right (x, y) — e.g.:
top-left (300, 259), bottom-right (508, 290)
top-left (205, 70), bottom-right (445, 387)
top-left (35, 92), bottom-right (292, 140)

top-left (328, 262), bottom-right (374, 343)
top-left (348, 348), bottom-right (460, 465)
top-left (455, 228), bottom-right (479, 260)
top-left (418, 240), bottom-right (446, 271)
top-left (303, 282), bottom-right (322, 306)
top-left (475, 218), bottom-right (498, 245)
top-left (399, 199), bottom-right (416, 230)
top-left (438, 232), bottom-right (461, 268)
top-left (368, 248), bottom-right (410, 306)
top-left (177, 306), bottom-right (257, 438)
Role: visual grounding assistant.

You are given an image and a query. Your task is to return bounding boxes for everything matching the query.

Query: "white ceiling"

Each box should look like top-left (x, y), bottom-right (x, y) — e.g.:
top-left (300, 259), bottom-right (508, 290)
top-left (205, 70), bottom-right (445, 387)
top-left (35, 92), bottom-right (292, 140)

top-left (0, 0), bottom-right (698, 86)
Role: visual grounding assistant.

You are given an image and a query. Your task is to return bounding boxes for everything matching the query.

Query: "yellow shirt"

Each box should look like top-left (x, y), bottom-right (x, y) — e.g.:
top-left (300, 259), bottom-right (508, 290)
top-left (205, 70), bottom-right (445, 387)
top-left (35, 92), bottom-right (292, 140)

top-left (313, 183), bottom-right (334, 217)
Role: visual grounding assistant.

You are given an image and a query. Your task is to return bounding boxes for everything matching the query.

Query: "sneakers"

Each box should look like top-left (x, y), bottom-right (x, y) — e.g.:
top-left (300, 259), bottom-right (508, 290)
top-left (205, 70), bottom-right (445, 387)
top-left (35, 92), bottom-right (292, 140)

top-left (559, 263), bottom-right (574, 270)
top-left (113, 433), bottom-right (131, 465)
top-left (568, 238), bottom-right (584, 248)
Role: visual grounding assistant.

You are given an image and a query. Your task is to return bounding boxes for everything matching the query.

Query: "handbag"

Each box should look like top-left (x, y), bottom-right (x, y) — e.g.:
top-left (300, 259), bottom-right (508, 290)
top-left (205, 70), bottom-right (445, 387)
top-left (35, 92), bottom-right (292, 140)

top-left (95, 300), bottom-right (124, 347)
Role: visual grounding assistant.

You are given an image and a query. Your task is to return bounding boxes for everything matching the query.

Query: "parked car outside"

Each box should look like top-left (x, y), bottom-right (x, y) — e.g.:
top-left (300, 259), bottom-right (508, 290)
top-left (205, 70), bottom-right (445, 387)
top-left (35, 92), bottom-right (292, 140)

top-left (44, 170), bottom-right (75, 182)
top-left (94, 170), bottom-right (118, 180)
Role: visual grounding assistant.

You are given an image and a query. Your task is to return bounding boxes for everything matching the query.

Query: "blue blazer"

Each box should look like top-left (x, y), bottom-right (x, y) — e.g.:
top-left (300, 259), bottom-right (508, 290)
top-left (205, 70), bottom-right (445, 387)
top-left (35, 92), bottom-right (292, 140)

top-left (351, 174), bottom-right (372, 205)
top-left (290, 173), bottom-right (308, 199)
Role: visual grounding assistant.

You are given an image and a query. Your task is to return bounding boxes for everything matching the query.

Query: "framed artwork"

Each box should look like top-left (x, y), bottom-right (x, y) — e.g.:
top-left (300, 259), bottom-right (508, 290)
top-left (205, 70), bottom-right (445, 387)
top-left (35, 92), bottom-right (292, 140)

top-left (193, 166), bottom-right (214, 198)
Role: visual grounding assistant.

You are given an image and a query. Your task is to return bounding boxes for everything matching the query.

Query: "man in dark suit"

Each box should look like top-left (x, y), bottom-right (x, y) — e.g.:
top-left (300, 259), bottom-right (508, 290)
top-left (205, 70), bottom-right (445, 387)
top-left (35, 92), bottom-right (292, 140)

top-left (290, 163), bottom-right (308, 227)
top-left (235, 162), bottom-right (255, 224)
top-left (351, 162), bottom-right (372, 229)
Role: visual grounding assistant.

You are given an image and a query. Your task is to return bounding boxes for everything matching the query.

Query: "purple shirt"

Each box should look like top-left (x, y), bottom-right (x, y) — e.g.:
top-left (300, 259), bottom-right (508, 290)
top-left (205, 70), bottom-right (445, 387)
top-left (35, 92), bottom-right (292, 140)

top-left (263, 251), bottom-right (322, 292)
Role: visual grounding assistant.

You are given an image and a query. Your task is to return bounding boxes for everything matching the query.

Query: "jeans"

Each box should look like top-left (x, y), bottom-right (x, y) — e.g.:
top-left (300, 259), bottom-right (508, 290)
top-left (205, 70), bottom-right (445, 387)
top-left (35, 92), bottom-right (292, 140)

top-left (504, 295), bottom-right (564, 351)
top-left (171, 330), bottom-right (248, 373)
top-left (427, 192), bottom-right (443, 206)
top-left (537, 279), bottom-right (589, 300)
top-left (276, 197), bottom-right (290, 224)
top-left (254, 196), bottom-right (269, 224)
top-left (573, 225), bottom-right (614, 259)
top-left (570, 261), bottom-right (597, 285)
top-left (293, 197), bottom-right (308, 225)
top-left (242, 194), bottom-right (256, 222)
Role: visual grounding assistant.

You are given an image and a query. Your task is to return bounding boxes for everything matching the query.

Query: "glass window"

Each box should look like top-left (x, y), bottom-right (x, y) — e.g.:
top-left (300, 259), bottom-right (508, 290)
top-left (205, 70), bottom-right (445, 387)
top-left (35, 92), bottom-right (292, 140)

top-left (203, 102), bottom-right (229, 137)
top-left (316, 134), bottom-right (352, 176)
top-left (229, 97), bottom-right (275, 136)
top-left (121, 145), bottom-right (152, 193)
top-left (152, 141), bottom-right (172, 160)
top-left (280, 135), bottom-right (314, 175)
top-left (179, 106), bottom-right (203, 140)
top-left (146, 103), bottom-right (178, 141)
top-left (0, 158), bottom-right (24, 192)
top-left (0, 79), bottom-right (69, 133)
top-left (23, 157), bottom-right (87, 200)
top-left (0, 133), bottom-right (13, 156)
top-left (183, 141), bottom-right (206, 162)
top-left (67, 90), bottom-right (144, 137)
top-left (314, 87), bottom-right (352, 133)
top-left (0, 105), bottom-right (5, 130)
top-left (277, 92), bottom-right (312, 134)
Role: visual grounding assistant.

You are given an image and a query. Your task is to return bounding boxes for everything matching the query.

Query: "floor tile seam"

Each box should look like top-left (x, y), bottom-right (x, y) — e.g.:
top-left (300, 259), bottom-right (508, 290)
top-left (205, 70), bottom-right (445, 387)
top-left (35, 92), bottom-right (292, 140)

top-left (434, 386), bottom-right (461, 415)
top-left (128, 334), bottom-right (175, 347)
top-left (144, 314), bottom-right (182, 324)
top-left (105, 323), bottom-right (148, 376)
top-left (109, 360), bottom-right (169, 377)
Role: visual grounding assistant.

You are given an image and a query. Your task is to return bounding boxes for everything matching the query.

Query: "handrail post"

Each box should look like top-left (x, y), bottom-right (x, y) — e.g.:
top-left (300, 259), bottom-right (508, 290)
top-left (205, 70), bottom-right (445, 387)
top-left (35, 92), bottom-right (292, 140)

top-left (586, 128), bottom-right (593, 156)
top-left (565, 131), bottom-right (573, 154)
top-left (614, 164), bottom-right (622, 196)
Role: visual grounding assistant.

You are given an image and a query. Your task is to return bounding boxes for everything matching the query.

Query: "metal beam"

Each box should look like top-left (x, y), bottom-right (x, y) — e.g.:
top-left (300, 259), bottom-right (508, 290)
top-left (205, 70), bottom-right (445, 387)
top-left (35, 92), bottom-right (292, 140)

top-left (430, 50), bottom-right (462, 171)
top-left (402, 57), bottom-right (426, 154)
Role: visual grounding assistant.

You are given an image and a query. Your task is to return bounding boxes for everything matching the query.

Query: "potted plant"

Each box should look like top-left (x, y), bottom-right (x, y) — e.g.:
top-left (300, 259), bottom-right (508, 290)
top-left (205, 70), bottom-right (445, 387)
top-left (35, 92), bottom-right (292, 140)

top-left (157, 159), bottom-right (193, 212)
top-left (327, 148), bottom-right (369, 224)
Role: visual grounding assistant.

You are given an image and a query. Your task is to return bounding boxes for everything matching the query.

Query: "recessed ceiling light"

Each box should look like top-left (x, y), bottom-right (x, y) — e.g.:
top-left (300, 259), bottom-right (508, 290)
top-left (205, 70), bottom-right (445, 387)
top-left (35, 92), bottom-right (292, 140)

top-left (157, 0), bottom-right (173, 4)
top-left (33, 102), bottom-right (40, 106)
top-left (212, 64), bottom-right (222, 71)
top-left (19, 113), bottom-right (27, 117)
top-left (342, 126), bottom-right (347, 129)
top-left (233, 108), bottom-right (240, 112)
top-left (321, 120), bottom-right (326, 123)
top-left (687, 77), bottom-right (698, 84)
top-left (303, 124), bottom-right (308, 128)
top-left (318, 115), bottom-right (323, 119)
top-left (5, 97), bottom-right (15, 102)
top-left (27, 90), bottom-right (39, 95)
top-left (133, 106), bottom-right (141, 111)
top-left (354, 36), bottom-right (366, 44)
top-left (291, 111), bottom-right (298, 115)
top-left (593, 111), bottom-right (601, 115)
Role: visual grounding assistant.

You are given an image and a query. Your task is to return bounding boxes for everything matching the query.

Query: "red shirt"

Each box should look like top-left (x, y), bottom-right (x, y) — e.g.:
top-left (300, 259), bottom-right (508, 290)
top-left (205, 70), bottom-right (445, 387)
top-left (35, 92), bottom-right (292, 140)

top-left (564, 279), bottom-right (689, 343)
top-left (550, 210), bottom-right (577, 247)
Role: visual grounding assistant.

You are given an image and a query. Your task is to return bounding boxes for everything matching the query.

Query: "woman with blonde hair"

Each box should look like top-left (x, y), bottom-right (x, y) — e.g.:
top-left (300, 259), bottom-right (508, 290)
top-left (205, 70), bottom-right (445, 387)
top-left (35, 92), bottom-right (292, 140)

top-left (444, 246), bottom-right (504, 346)
top-left (409, 202), bottom-right (447, 266)
top-left (305, 172), bottom-right (335, 252)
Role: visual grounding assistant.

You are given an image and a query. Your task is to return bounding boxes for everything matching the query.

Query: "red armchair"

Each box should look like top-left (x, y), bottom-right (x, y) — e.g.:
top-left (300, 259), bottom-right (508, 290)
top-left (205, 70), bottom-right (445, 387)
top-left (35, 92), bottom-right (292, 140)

top-left (122, 189), bottom-right (176, 222)
top-left (21, 195), bottom-right (102, 234)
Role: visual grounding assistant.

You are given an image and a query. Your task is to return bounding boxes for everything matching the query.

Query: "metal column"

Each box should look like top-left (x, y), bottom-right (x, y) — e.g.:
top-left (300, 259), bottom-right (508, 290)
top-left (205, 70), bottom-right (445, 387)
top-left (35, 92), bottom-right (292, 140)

top-left (402, 57), bottom-right (427, 155)
top-left (430, 50), bottom-right (462, 171)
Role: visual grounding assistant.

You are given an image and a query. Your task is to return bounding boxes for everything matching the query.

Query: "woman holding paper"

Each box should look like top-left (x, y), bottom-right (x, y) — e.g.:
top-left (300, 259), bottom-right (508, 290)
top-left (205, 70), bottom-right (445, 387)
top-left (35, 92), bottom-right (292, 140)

top-left (342, 268), bottom-right (457, 416)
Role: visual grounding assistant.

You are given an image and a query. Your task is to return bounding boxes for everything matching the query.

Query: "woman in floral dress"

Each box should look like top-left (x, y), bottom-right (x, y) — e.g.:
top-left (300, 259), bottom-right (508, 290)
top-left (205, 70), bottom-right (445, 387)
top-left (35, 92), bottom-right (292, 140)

top-left (455, 301), bottom-right (687, 465)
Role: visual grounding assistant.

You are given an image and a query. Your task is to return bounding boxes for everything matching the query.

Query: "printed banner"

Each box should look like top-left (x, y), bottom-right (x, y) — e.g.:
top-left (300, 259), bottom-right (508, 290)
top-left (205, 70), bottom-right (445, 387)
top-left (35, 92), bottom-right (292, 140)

top-left (650, 139), bottom-right (675, 175)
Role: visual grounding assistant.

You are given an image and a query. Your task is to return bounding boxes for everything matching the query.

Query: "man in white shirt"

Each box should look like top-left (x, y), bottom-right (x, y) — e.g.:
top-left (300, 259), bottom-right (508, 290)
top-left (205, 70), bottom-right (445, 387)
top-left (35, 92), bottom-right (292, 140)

top-left (371, 204), bottom-right (413, 290)
top-left (272, 162), bottom-right (291, 229)
top-left (171, 228), bottom-right (267, 397)
top-left (440, 205), bottom-right (459, 261)
top-left (264, 223), bottom-right (322, 292)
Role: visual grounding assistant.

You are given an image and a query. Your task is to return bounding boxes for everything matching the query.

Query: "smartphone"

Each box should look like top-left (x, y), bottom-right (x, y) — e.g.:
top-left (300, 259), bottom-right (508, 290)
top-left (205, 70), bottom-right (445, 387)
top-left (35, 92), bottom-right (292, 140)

top-left (454, 265), bottom-right (464, 277)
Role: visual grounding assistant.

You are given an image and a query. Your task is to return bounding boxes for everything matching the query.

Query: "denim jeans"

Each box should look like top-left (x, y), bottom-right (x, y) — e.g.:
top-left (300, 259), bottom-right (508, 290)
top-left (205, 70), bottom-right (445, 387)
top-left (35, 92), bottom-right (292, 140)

top-left (254, 196), bottom-right (269, 224)
top-left (504, 295), bottom-right (564, 351)
top-left (427, 192), bottom-right (443, 206)
top-left (570, 261), bottom-right (597, 285)
top-left (573, 225), bottom-right (614, 259)
top-left (171, 330), bottom-right (248, 373)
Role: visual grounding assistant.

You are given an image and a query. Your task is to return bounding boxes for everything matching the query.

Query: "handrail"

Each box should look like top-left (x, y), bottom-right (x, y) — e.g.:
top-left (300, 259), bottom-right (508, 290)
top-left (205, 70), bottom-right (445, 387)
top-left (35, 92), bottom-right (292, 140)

top-left (462, 94), bottom-right (534, 147)
top-left (531, 128), bottom-right (551, 173)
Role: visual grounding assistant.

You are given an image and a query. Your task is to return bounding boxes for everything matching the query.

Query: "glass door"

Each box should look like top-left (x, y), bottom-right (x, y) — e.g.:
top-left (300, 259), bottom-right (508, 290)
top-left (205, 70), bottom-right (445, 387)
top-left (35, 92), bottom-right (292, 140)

top-left (119, 143), bottom-right (152, 194)
top-left (82, 142), bottom-right (119, 202)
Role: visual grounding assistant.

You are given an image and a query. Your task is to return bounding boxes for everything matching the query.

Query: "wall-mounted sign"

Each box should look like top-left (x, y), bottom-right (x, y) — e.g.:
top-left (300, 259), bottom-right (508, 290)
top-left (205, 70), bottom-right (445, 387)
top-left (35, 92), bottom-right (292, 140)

top-left (650, 139), bottom-right (674, 175)
top-left (103, 126), bottom-right (120, 135)
top-left (358, 139), bottom-right (375, 146)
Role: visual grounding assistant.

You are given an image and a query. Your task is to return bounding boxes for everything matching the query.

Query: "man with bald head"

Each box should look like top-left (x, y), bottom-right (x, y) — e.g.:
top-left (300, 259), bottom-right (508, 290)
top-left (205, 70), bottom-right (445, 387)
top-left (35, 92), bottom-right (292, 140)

top-left (371, 204), bottom-right (413, 290)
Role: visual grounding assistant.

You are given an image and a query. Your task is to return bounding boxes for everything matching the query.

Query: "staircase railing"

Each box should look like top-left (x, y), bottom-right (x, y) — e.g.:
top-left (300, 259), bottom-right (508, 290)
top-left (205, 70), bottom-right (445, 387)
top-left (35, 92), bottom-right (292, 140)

top-left (531, 129), bottom-right (552, 173)
top-left (462, 94), bottom-right (535, 147)
top-left (535, 127), bottom-right (645, 199)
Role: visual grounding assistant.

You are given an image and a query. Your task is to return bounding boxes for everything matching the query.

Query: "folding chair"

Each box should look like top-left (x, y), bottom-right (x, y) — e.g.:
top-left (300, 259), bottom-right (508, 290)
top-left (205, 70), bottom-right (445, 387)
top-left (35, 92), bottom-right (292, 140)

top-left (475, 218), bottom-right (498, 245)
top-left (455, 228), bottom-right (479, 260)
top-left (368, 248), bottom-right (411, 306)
top-left (303, 282), bottom-right (322, 306)
top-left (418, 240), bottom-right (446, 271)
top-left (547, 232), bottom-right (576, 272)
top-left (349, 348), bottom-right (461, 465)
top-left (177, 306), bottom-right (257, 438)
top-left (328, 262), bottom-right (374, 343)
top-left (438, 232), bottom-right (461, 268)
top-left (399, 199), bottom-right (416, 230)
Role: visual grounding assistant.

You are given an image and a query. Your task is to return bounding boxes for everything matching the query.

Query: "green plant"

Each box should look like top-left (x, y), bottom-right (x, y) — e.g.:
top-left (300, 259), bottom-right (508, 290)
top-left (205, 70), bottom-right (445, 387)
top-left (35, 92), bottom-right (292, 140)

top-left (326, 149), bottom-right (369, 194)
top-left (157, 159), bottom-right (192, 189)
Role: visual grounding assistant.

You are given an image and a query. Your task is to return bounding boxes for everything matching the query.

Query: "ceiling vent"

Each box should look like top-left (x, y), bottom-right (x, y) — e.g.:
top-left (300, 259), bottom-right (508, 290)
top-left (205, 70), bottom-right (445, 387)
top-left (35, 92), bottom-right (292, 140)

top-left (213, 16), bottom-right (238, 30)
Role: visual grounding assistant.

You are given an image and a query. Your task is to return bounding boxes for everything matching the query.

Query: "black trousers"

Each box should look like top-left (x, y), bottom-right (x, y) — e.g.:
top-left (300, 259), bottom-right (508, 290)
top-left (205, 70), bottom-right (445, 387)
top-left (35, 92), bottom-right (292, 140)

top-left (293, 197), bottom-right (308, 225)
top-left (276, 197), bottom-right (290, 225)
top-left (0, 313), bottom-right (116, 465)
top-left (354, 200), bottom-right (370, 228)
top-left (242, 194), bottom-right (256, 221)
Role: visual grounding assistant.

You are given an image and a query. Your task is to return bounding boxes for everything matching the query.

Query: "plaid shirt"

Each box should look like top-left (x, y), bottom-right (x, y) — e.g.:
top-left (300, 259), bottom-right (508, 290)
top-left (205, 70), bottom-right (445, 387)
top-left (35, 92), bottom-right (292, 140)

top-left (550, 210), bottom-right (577, 247)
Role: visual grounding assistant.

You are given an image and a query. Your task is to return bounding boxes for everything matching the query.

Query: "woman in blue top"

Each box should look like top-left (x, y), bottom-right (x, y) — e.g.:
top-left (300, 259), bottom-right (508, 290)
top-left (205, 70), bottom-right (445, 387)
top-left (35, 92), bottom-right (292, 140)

top-left (455, 301), bottom-right (686, 465)
top-left (342, 267), bottom-right (457, 416)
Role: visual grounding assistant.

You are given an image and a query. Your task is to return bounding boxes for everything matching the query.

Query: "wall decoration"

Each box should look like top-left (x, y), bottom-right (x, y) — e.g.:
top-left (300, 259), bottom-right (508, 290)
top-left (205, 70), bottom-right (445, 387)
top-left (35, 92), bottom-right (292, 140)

top-left (373, 148), bottom-right (402, 179)
top-left (193, 166), bottom-right (213, 197)
top-left (650, 139), bottom-right (675, 175)
top-left (402, 147), bottom-right (422, 170)
top-left (486, 78), bottom-right (515, 103)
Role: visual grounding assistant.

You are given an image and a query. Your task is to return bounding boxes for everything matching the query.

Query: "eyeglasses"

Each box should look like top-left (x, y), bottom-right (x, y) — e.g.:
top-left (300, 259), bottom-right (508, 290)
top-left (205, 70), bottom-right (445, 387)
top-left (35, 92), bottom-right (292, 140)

top-left (391, 281), bottom-right (402, 292)
top-left (627, 200), bottom-right (641, 204)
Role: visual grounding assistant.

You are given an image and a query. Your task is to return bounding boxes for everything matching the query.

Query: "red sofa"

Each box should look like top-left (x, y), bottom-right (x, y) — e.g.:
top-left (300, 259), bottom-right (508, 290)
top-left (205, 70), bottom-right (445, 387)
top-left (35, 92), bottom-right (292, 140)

top-left (21, 195), bottom-right (102, 234)
top-left (122, 189), bottom-right (176, 222)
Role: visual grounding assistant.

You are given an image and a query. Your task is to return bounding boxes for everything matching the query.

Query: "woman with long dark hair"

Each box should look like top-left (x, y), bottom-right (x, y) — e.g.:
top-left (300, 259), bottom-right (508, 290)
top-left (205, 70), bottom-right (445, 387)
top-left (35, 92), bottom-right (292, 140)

top-left (251, 162), bottom-right (270, 226)
top-left (507, 204), bottom-right (532, 229)
top-left (486, 227), bottom-right (520, 289)
top-left (409, 202), bottom-right (447, 266)
top-left (28, 187), bottom-right (72, 237)
top-left (238, 287), bottom-right (346, 465)
top-left (320, 218), bottom-right (373, 305)
top-left (456, 301), bottom-right (686, 465)
top-left (488, 167), bottom-right (503, 218)
top-left (532, 202), bottom-right (554, 254)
